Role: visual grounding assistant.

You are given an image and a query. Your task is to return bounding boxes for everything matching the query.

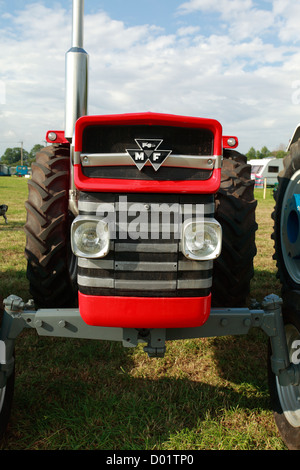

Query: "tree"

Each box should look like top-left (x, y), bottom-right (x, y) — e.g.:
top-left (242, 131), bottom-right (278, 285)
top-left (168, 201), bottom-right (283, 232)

top-left (0, 144), bottom-right (44, 166)
top-left (246, 146), bottom-right (283, 160)
top-left (246, 147), bottom-right (257, 159)
top-left (0, 147), bottom-right (29, 166)
top-left (257, 146), bottom-right (271, 159)
top-left (28, 144), bottom-right (43, 165)
top-left (272, 150), bottom-right (287, 159)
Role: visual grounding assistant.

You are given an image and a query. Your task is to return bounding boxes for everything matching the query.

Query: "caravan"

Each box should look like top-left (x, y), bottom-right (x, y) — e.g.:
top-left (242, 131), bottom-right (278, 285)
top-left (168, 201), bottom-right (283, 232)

top-left (248, 157), bottom-right (284, 186)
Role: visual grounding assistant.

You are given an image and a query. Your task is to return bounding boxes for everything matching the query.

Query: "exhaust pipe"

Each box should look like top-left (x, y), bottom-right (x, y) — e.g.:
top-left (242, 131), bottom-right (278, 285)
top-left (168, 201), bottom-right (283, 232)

top-left (64, 0), bottom-right (88, 141)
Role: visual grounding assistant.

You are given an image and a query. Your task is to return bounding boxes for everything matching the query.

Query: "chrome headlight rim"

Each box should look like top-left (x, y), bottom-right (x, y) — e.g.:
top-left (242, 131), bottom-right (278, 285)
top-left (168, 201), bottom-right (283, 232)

top-left (71, 215), bottom-right (110, 259)
top-left (181, 218), bottom-right (222, 261)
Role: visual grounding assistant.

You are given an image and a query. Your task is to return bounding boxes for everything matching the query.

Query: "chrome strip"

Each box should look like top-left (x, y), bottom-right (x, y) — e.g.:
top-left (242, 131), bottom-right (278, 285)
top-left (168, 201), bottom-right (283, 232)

top-left (77, 275), bottom-right (114, 288)
top-left (78, 258), bottom-right (114, 269)
top-left (78, 275), bottom-right (212, 290)
top-left (115, 280), bottom-right (176, 290)
top-left (177, 278), bottom-right (212, 289)
top-left (78, 257), bottom-right (212, 272)
top-left (115, 243), bottom-right (178, 253)
top-left (178, 260), bottom-right (213, 271)
top-left (80, 153), bottom-right (222, 170)
top-left (114, 261), bottom-right (177, 272)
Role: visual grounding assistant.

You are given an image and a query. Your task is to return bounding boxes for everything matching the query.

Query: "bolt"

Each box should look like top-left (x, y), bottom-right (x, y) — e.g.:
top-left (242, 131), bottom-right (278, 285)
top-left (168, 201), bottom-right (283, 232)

top-left (25, 299), bottom-right (35, 309)
top-left (58, 320), bottom-right (66, 328)
top-left (220, 318), bottom-right (228, 327)
top-left (3, 295), bottom-right (25, 313)
top-left (34, 319), bottom-right (43, 328)
top-left (261, 294), bottom-right (283, 310)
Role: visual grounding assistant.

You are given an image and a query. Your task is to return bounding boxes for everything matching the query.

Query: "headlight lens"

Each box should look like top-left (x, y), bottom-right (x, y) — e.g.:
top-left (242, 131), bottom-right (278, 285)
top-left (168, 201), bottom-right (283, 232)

top-left (182, 219), bottom-right (222, 260)
top-left (71, 216), bottom-right (110, 258)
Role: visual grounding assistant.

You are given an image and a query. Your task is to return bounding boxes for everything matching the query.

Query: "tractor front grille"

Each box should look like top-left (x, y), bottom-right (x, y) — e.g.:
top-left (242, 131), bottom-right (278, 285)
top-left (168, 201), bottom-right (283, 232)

top-left (80, 124), bottom-right (214, 181)
top-left (77, 192), bottom-right (214, 298)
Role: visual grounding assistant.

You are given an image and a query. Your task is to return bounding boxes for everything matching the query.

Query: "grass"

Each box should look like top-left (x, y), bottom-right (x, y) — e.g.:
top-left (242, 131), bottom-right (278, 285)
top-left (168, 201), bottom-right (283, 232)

top-left (0, 178), bottom-right (286, 450)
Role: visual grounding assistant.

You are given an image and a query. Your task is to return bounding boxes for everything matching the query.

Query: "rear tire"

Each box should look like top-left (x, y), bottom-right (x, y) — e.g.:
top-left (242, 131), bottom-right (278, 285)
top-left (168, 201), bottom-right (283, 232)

top-left (24, 144), bottom-right (78, 308)
top-left (0, 302), bottom-right (15, 439)
top-left (212, 149), bottom-right (257, 307)
top-left (267, 292), bottom-right (300, 450)
top-left (0, 363), bottom-right (15, 440)
top-left (271, 139), bottom-right (300, 449)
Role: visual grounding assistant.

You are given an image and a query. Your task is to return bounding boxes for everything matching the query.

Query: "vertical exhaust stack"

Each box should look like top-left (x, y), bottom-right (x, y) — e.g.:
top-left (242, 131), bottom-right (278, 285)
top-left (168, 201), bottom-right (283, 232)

top-left (65, 0), bottom-right (88, 141)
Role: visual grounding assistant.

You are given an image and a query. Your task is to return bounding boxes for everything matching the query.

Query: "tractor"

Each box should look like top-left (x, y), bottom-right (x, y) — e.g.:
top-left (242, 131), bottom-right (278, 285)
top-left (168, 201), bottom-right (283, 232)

top-left (0, 0), bottom-right (299, 449)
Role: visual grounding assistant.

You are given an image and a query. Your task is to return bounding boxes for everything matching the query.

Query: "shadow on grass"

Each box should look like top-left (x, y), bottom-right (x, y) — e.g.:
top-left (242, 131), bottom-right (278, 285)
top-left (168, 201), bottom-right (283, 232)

top-left (1, 326), bottom-right (275, 450)
top-left (0, 221), bottom-right (25, 230)
top-left (211, 268), bottom-right (280, 388)
top-left (0, 269), bottom-right (281, 449)
top-left (250, 268), bottom-right (281, 302)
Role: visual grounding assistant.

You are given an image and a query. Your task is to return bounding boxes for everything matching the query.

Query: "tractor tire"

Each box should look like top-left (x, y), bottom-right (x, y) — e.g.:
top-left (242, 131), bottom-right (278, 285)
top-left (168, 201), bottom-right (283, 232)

top-left (271, 139), bottom-right (300, 449)
top-left (212, 149), bottom-right (257, 307)
top-left (24, 144), bottom-right (78, 308)
top-left (0, 363), bottom-right (15, 439)
top-left (267, 292), bottom-right (300, 450)
top-left (272, 140), bottom-right (300, 293)
top-left (0, 304), bottom-right (15, 439)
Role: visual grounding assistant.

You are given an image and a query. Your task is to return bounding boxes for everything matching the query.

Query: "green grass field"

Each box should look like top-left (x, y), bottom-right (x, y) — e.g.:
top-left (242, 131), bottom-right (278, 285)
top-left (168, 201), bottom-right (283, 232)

top-left (0, 177), bottom-right (285, 450)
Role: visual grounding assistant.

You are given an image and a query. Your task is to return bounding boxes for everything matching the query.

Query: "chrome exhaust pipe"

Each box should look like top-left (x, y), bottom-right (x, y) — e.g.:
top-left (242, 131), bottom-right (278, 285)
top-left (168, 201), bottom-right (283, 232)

top-left (64, 0), bottom-right (88, 141)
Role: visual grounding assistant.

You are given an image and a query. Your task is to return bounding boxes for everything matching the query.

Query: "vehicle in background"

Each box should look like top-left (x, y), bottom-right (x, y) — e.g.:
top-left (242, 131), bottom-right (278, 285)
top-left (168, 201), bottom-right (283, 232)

top-left (248, 157), bottom-right (284, 186)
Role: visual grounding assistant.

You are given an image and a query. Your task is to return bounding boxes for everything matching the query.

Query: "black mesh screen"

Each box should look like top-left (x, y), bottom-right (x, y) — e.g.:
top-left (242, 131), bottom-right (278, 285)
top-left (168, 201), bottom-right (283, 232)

top-left (82, 125), bottom-right (214, 156)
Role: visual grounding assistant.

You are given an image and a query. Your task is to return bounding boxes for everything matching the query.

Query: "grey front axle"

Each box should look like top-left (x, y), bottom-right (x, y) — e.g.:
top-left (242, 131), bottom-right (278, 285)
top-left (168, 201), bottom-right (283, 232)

top-left (0, 293), bottom-right (299, 389)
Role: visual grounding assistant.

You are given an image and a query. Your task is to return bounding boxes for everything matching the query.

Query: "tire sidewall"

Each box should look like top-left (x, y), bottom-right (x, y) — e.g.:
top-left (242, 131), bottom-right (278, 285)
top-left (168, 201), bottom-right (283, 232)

top-left (0, 364), bottom-right (15, 439)
top-left (267, 295), bottom-right (300, 450)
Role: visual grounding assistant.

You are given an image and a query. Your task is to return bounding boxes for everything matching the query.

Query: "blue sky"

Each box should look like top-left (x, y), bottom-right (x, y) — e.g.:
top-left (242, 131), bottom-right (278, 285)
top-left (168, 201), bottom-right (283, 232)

top-left (1, 0), bottom-right (300, 156)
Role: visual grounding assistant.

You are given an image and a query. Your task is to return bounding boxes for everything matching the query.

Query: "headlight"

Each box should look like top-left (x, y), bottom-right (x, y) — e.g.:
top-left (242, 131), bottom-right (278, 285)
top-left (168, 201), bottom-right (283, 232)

top-left (182, 219), bottom-right (222, 260)
top-left (71, 216), bottom-right (110, 258)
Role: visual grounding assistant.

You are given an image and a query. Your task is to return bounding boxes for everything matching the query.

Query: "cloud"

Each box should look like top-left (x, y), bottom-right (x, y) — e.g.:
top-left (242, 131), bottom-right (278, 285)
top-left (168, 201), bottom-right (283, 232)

top-left (177, 0), bottom-right (276, 40)
top-left (0, 1), bottom-right (300, 157)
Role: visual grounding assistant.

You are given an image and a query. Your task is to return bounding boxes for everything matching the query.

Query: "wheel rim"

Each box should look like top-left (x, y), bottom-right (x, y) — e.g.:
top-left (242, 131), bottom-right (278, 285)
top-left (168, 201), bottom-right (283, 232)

top-left (276, 324), bottom-right (300, 428)
top-left (280, 169), bottom-right (300, 284)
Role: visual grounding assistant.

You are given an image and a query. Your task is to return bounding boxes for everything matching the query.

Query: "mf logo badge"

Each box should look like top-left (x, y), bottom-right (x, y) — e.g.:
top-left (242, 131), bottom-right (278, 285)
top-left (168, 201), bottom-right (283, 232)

top-left (126, 139), bottom-right (172, 171)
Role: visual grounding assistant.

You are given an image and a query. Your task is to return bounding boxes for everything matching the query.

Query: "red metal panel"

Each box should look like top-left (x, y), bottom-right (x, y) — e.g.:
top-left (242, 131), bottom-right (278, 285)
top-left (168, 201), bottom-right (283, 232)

top-left (73, 112), bottom-right (222, 193)
top-left (78, 292), bottom-right (211, 328)
top-left (46, 130), bottom-right (69, 144)
top-left (222, 136), bottom-right (239, 149)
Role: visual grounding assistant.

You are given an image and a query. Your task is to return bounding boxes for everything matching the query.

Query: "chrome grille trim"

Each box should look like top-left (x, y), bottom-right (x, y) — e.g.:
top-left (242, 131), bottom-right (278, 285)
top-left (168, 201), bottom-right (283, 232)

top-left (115, 243), bottom-right (178, 253)
top-left (78, 257), bottom-right (213, 272)
top-left (79, 152), bottom-right (222, 170)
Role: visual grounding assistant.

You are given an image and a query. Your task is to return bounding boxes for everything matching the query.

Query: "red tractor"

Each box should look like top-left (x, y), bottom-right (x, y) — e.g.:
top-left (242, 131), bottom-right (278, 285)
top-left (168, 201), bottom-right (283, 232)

top-left (0, 0), bottom-right (299, 449)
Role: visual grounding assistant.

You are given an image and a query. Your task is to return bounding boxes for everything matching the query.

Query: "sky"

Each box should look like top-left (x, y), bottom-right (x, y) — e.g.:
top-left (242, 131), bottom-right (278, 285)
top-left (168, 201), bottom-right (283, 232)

top-left (1, 0), bottom-right (300, 157)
